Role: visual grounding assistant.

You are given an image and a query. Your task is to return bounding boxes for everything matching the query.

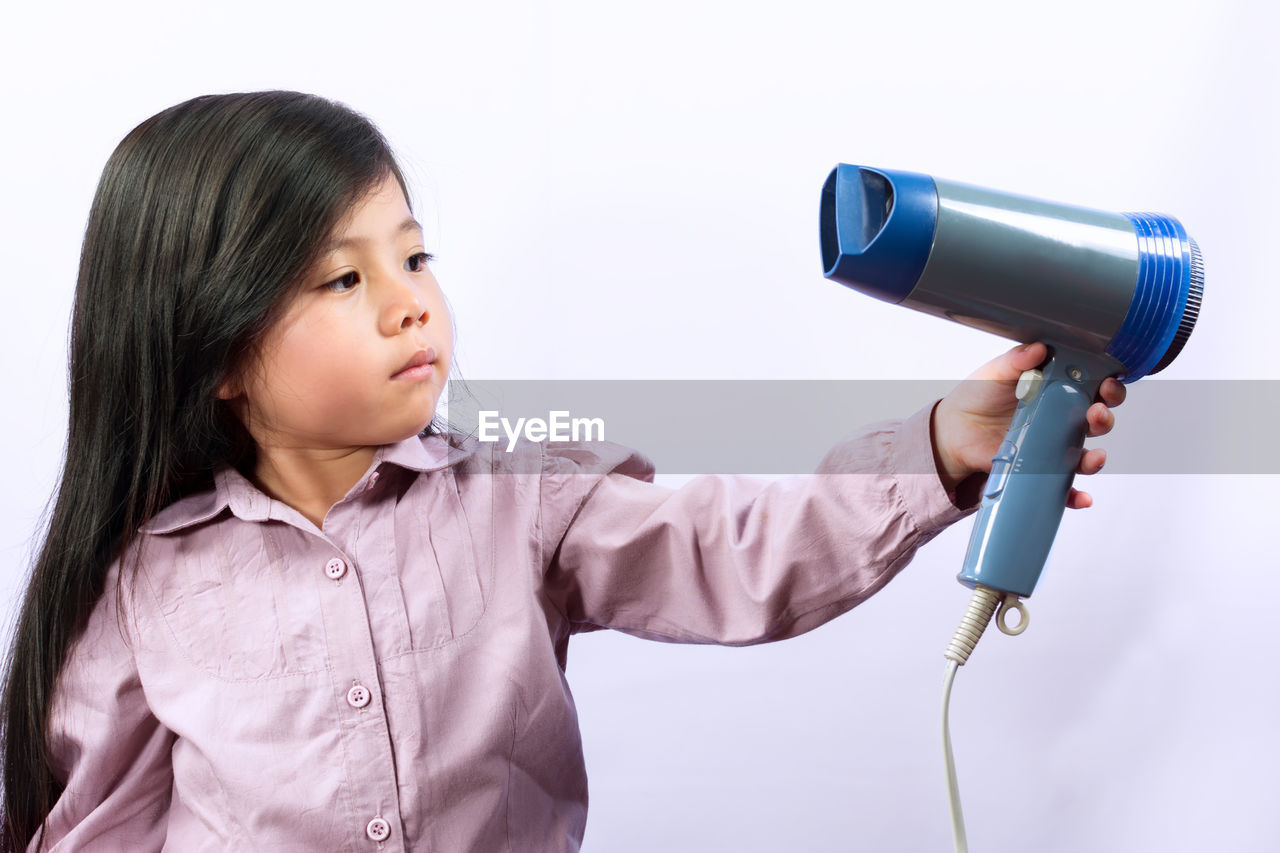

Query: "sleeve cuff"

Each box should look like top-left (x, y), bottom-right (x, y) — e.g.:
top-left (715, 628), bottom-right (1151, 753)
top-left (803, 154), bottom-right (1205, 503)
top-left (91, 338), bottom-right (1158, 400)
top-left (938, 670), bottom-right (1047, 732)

top-left (891, 400), bottom-right (985, 530)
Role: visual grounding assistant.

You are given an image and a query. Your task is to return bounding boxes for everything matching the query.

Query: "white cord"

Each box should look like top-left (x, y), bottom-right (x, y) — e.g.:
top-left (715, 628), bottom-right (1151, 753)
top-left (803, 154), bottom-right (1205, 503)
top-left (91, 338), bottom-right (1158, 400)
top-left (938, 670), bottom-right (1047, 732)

top-left (940, 585), bottom-right (1017, 853)
top-left (942, 659), bottom-right (967, 853)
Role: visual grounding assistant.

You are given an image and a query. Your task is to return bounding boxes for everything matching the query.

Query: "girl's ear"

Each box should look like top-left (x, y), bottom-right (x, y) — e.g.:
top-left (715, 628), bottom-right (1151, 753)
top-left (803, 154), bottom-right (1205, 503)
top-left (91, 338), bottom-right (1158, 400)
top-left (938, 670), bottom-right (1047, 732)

top-left (215, 376), bottom-right (242, 401)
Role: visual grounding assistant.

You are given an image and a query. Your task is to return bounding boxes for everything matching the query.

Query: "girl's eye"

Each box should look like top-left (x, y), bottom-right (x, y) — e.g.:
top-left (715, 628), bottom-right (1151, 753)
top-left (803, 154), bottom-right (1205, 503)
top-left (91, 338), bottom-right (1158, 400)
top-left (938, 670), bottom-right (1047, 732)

top-left (405, 252), bottom-right (434, 273)
top-left (324, 271), bottom-right (359, 292)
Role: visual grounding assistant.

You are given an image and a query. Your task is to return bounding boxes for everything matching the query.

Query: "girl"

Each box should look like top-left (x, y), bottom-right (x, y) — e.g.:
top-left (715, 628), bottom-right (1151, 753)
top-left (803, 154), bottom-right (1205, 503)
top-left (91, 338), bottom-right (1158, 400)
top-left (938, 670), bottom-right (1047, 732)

top-left (0, 91), bottom-right (1122, 852)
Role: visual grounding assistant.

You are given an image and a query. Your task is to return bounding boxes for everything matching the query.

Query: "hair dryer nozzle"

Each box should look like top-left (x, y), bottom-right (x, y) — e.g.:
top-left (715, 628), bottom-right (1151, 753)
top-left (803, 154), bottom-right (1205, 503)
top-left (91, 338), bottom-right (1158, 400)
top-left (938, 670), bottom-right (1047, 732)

top-left (820, 165), bottom-right (939, 304)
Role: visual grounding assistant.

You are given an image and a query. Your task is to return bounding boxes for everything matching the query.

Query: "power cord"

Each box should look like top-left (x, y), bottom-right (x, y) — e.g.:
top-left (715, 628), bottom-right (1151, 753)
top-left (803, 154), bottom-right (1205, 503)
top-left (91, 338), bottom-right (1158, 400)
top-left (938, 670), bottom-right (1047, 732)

top-left (941, 585), bottom-right (1028, 853)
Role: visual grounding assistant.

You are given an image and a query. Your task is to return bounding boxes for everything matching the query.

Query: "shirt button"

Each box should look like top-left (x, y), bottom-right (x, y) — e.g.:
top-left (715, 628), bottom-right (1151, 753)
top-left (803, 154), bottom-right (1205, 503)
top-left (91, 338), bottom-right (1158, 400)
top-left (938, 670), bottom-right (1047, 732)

top-left (324, 557), bottom-right (347, 580)
top-left (346, 684), bottom-right (371, 709)
top-left (365, 471), bottom-right (381, 492)
top-left (366, 817), bottom-right (391, 842)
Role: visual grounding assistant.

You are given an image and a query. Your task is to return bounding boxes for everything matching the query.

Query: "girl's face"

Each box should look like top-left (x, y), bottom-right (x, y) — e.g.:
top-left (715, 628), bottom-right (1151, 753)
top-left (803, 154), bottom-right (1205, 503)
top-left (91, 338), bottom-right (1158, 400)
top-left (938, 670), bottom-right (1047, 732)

top-left (222, 173), bottom-right (452, 455)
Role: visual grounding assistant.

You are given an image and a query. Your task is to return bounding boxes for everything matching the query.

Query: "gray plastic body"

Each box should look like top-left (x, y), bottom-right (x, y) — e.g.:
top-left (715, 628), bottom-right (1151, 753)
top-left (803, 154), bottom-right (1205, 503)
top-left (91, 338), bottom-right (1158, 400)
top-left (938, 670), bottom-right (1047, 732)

top-left (903, 178), bottom-right (1134, 371)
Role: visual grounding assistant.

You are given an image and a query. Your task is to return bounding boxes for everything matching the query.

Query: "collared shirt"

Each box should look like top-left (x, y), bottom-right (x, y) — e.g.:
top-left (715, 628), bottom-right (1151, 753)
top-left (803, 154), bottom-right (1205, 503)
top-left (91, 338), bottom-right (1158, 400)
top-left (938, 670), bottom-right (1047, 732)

top-left (35, 401), bottom-right (976, 852)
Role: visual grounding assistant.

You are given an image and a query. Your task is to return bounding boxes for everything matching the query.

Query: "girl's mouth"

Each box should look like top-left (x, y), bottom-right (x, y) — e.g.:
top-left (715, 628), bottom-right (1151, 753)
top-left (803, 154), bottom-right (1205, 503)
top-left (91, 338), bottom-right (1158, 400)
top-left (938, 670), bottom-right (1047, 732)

top-left (392, 347), bottom-right (436, 380)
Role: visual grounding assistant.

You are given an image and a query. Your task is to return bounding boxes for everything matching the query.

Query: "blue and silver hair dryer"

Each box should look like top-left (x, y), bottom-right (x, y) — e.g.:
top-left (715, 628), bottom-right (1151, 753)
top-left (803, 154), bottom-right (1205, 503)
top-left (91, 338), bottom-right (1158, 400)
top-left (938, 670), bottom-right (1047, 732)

top-left (820, 164), bottom-right (1205, 852)
top-left (819, 164), bottom-right (1203, 606)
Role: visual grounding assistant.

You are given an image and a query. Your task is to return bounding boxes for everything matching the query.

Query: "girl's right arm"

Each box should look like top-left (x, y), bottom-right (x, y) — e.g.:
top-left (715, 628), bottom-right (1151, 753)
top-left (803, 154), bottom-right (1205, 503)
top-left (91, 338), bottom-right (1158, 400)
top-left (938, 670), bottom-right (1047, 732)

top-left (538, 401), bottom-right (976, 646)
top-left (33, 563), bottom-right (174, 853)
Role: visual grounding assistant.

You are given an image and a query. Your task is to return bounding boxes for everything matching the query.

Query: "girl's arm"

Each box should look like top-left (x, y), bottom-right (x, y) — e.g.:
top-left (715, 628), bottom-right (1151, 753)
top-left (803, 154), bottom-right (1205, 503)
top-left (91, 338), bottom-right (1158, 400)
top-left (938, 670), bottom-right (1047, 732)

top-left (34, 564), bottom-right (174, 852)
top-left (539, 400), bottom-right (970, 646)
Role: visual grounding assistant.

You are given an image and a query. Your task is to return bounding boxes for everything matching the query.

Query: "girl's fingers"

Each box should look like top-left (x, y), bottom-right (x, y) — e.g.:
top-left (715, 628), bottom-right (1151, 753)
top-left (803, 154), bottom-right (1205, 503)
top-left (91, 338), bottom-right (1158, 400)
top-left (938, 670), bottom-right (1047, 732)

top-left (1100, 377), bottom-right (1127, 407)
top-left (1086, 402), bottom-right (1115, 437)
top-left (1077, 447), bottom-right (1107, 475)
top-left (1083, 380), bottom-right (1125, 437)
top-left (1067, 488), bottom-right (1094, 509)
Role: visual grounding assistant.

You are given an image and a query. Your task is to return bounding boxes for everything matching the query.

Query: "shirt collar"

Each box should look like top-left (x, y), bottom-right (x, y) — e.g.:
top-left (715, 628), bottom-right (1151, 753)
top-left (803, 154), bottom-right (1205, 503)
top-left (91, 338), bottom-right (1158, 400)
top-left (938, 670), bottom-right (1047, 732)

top-left (141, 431), bottom-right (477, 535)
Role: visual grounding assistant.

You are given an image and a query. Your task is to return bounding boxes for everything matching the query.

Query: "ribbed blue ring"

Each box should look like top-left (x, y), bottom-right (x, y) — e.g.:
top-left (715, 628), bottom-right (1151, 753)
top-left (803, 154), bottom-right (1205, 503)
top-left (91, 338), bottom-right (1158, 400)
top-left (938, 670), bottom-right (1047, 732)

top-left (1106, 213), bottom-right (1193, 382)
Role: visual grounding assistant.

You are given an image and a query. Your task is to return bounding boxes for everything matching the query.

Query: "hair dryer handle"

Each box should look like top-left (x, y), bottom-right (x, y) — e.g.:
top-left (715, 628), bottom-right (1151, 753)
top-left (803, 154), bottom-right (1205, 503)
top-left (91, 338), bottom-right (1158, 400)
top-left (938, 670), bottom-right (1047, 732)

top-left (956, 348), bottom-right (1119, 598)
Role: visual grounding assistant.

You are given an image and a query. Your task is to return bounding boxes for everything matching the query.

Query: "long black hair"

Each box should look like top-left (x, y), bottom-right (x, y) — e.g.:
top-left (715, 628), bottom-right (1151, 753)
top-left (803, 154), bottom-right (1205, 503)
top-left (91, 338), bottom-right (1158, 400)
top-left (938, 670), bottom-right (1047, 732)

top-left (0, 90), bottom-right (444, 850)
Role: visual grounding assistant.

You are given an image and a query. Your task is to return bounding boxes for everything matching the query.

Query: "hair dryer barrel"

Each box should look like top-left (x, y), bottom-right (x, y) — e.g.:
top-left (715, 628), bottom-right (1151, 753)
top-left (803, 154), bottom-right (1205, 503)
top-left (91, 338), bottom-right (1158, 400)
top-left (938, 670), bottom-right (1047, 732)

top-left (820, 164), bottom-right (1203, 382)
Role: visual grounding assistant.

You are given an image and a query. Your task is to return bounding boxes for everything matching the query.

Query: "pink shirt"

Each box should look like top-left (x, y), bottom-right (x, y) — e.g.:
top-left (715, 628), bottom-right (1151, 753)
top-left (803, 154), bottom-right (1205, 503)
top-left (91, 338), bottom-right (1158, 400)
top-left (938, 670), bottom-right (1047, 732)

top-left (36, 401), bottom-right (976, 852)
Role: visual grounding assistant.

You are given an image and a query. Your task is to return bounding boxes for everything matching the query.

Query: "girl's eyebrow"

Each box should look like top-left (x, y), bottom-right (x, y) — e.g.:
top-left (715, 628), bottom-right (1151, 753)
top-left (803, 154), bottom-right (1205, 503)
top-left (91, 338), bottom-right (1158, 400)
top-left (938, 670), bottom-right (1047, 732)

top-left (324, 217), bottom-right (423, 254)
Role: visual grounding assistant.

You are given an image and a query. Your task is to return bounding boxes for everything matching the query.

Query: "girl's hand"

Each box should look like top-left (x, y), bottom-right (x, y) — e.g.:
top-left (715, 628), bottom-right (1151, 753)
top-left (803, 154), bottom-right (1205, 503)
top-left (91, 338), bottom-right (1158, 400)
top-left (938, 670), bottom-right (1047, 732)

top-left (930, 342), bottom-right (1127, 509)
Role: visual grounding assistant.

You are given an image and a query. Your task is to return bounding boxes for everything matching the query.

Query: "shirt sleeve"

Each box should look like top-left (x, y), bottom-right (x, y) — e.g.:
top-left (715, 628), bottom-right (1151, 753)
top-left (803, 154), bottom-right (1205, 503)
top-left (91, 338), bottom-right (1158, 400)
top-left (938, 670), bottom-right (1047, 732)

top-left (33, 562), bottom-right (175, 852)
top-left (540, 399), bottom-right (982, 646)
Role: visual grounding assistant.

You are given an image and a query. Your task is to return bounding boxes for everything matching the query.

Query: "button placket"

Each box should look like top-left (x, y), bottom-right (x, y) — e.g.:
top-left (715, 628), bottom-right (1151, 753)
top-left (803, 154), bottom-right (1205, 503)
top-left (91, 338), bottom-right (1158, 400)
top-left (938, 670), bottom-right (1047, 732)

top-left (314, 506), bottom-right (400, 850)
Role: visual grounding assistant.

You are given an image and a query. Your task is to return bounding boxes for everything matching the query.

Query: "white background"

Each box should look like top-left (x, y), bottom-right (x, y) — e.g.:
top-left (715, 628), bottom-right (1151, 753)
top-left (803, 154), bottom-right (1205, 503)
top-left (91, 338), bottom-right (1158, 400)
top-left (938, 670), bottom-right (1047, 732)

top-left (3, 1), bottom-right (1276, 850)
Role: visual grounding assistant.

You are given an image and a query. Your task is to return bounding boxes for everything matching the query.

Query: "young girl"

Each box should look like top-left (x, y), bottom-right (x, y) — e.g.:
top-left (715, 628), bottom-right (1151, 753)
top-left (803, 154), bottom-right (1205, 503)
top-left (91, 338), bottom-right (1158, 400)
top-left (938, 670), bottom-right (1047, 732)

top-left (0, 91), bottom-right (1123, 852)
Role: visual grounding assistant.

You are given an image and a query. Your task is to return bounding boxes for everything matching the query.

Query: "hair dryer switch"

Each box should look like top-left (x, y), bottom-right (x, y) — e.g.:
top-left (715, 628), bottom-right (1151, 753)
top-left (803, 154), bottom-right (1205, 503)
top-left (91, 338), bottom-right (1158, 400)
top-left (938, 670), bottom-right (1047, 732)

top-left (1015, 369), bottom-right (1045, 402)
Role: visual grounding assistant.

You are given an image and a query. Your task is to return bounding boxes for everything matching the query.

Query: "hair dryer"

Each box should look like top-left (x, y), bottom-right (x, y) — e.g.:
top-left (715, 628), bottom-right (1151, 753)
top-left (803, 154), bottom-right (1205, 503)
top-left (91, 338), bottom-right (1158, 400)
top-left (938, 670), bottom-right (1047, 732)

top-left (819, 164), bottom-right (1203, 602)
top-left (820, 164), bottom-right (1205, 852)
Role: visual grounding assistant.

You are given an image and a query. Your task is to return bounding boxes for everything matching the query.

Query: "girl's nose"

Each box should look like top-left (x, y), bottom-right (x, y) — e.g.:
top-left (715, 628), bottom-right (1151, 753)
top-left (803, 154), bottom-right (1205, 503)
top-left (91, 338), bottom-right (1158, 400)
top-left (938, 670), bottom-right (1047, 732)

top-left (401, 298), bottom-right (428, 329)
top-left (382, 276), bottom-right (429, 333)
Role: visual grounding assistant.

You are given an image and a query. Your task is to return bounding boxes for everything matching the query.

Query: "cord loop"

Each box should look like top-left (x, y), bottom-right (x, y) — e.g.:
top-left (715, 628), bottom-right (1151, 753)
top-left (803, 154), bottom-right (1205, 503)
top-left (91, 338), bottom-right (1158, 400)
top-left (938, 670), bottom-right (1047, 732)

top-left (996, 594), bottom-right (1029, 636)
